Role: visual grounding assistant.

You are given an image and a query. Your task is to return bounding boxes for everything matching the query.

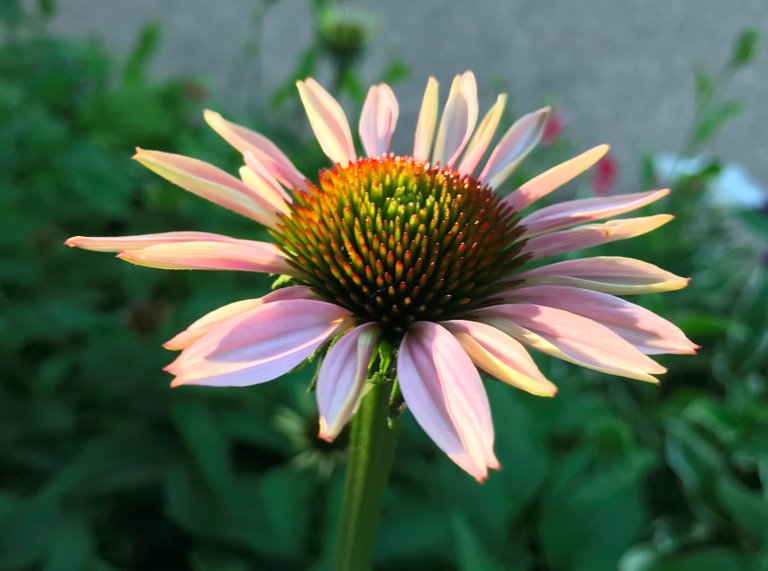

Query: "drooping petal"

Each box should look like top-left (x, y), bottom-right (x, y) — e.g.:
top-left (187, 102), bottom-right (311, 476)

top-left (500, 286), bottom-right (698, 355)
top-left (516, 256), bottom-right (690, 294)
top-left (241, 151), bottom-right (293, 206)
top-left (164, 286), bottom-right (316, 350)
top-left (458, 94), bottom-right (507, 176)
top-left (359, 84), bottom-right (399, 158)
top-left (413, 77), bottom-right (439, 161)
top-left (203, 109), bottom-right (308, 190)
top-left (443, 320), bottom-right (557, 397)
top-left (432, 71), bottom-right (479, 168)
top-left (474, 304), bottom-right (665, 383)
top-left (398, 321), bottom-right (498, 482)
top-left (520, 189), bottom-right (670, 236)
top-left (503, 145), bottom-right (610, 212)
top-left (65, 231), bottom-right (235, 252)
top-left (116, 240), bottom-right (292, 274)
top-left (133, 148), bottom-right (285, 227)
top-left (317, 323), bottom-right (381, 441)
top-left (296, 78), bottom-right (356, 166)
top-left (479, 107), bottom-right (551, 189)
top-left (522, 215), bottom-right (673, 259)
top-left (168, 299), bottom-right (353, 387)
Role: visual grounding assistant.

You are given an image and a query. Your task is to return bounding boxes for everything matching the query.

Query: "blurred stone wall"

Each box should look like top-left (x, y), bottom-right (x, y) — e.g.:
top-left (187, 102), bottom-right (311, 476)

top-left (51, 0), bottom-right (767, 193)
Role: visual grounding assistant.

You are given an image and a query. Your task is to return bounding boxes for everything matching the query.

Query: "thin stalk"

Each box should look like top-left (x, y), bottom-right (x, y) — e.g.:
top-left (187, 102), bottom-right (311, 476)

top-left (335, 381), bottom-right (399, 571)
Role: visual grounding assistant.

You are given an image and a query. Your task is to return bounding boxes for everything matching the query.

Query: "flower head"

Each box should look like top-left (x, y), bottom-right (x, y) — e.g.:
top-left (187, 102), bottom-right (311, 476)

top-left (67, 72), bottom-right (695, 481)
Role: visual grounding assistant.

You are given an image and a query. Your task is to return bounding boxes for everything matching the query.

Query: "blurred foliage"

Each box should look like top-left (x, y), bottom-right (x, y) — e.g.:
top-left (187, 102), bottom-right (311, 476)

top-left (1, 2), bottom-right (766, 570)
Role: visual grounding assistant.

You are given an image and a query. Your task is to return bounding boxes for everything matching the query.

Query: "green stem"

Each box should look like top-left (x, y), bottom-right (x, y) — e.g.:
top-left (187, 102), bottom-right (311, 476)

top-left (335, 381), bottom-right (399, 571)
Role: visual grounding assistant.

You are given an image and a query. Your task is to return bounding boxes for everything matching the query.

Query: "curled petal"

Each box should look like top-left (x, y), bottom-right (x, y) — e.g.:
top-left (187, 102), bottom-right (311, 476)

top-left (297, 78), bottom-right (356, 166)
top-left (432, 71), bottom-right (478, 168)
top-left (359, 84), bottom-right (399, 157)
top-left (516, 256), bottom-right (690, 295)
top-left (501, 286), bottom-right (698, 355)
top-left (66, 231), bottom-right (234, 252)
top-left (203, 110), bottom-right (308, 190)
top-left (474, 304), bottom-right (665, 383)
top-left (522, 214), bottom-right (673, 259)
top-left (398, 322), bottom-right (498, 482)
top-left (116, 240), bottom-right (292, 274)
top-left (317, 323), bottom-right (381, 441)
top-left (479, 107), bottom-right (551, 189)
top-left (413, 77), bottom-right (439, 161)
top-left (168, 299), bottom-right (353, 387)
top-left (443, 320), bottom-right (557, 397)
top-left (503, 145), bottom-right (610, 212)
top-left (164, 286), bottom-right (316, 350)
top-left (133, 148), bottom-right (284, 227)
top-left (458, 94), bottom-right (507, 176)
top-left (521, 189), bottom-right (670, 236)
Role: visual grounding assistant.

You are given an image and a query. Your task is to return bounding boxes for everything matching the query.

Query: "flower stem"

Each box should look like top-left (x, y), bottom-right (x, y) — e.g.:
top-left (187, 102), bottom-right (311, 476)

top-left (335, 381), bottom-right (399, 571)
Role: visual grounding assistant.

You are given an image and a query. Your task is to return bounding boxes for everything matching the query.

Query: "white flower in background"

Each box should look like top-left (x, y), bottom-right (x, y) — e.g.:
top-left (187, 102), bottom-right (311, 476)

top-left (653, 152), bottom-right (766, 210)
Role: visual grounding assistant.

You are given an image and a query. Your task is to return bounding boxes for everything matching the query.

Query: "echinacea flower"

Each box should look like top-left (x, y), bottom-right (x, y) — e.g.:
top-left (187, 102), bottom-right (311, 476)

top-left (67, 72), bottom-right (696, 482)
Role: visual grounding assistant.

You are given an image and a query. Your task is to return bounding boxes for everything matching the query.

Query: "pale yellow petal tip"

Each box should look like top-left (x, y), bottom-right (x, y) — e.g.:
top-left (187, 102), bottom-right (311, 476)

top-left (594, 144), bottom-right (611, 157)
top-left (162, 337), bottom-right (184, 351)
top-left (545, 385), bottom-right (559, 398)
top-left (65, 236), bottom-right (81, 248)
top-left (318, 418), bottom-right (336, 443)
top-left (132, 147), bottom-right (150, 162)
top-left (203, 108), bottom-right (220, 121)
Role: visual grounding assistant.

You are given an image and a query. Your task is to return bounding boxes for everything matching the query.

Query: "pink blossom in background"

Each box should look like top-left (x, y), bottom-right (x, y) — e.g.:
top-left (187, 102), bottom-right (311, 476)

top-left (541, 109), bottom-right (565, 145)
top-left (593, 153), bottom-right (618, 196)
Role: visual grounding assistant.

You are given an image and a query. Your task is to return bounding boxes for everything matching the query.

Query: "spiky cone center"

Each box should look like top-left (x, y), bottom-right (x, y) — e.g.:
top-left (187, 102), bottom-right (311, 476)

top-left (273, 156), bottom-right (527, 336)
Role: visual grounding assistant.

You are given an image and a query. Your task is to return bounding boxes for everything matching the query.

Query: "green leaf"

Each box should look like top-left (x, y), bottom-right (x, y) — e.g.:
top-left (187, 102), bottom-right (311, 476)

top-left (190, 550), bottom-right (249, 571)
top-left (453, 515), bottom-right (504, 571)
top-left (690, 101), bottom-right (743, 149)
top-left (43, 516), bottom-right (94, 571)
top-left (715, 476), bottom-right (768, 542)
top-left (379, 57), bottom-right (409, 85)
top-left (621, 547), bottom-right (746, 571)
top-left (693, 68), bottom-right (715, 106)
top-left (729, 28), bottom-right (759, 69)
top-left (123, 22), bottom-right (163, 85)
top-left (538, 449), bottom-right (651, 571)
top-left (738, 210), bottom-right (768, 241)
top-left (171, 400), bottom-right (234, 496)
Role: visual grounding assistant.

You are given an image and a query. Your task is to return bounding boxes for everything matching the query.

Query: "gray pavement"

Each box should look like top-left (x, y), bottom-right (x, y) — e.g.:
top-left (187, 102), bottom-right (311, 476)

top-left (50, 0), bottom-right (767, 194)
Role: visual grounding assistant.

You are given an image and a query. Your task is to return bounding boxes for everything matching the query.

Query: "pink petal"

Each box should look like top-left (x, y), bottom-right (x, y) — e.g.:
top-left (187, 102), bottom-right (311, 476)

top-left (522, 215), bottom-right (673, 259)
top-left (133, 149), bottom-right (286, 227)
top-left (164, 286), bottom-right (316, 350)
top-left (458, 94), bottom-right (507, 176)
top-left (296, 78), bottom-right (356, 166)
top-left (503, 145), bottom-right (610, 212)
top-left (474, 304), bottom-right (665, 383)
top-left (501, 286), bottom-right (698, 355)
top-left (413, 77), bottom-right (439, 161)
top-left (240, 151), bottom-right (293, 206)
top-left (521, 189), bottom-right (670, 236)
top-left (317, 323), bottom-right (381, 441)
top-left (479, 107), bottom-right (551, 189)
top-left (443, 320), bottom-right (557, 397)
top-left (516, 256), bottom-right (690, 295)
top-left (432, 71), bottom-right (479, 168)
top-left (168, 299), bottom-right (353, 387)
top-left (65, 231), bottom-right (235, 252)
top-left (116, 239), bottom-right (292, 274)
top-left (203, 110), bottom-right (308, 191)
top-left (398, 321), bottom-right (498, 482)
top-left (359, 84), bottom-right (399, 157)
